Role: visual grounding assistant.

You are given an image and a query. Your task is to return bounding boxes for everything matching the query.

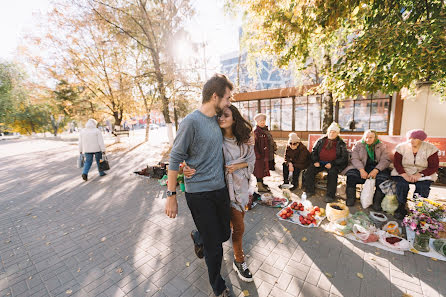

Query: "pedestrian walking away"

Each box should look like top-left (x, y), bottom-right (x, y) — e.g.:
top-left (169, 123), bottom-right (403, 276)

top-left (78, 118), bottom-right (107, 181)
top-left (165, 74), bottom-right (234, 297)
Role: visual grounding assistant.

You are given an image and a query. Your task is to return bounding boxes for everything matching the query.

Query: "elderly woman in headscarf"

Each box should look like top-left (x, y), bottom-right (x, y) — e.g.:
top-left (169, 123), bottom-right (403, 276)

top-left (342, 130), bottom-right (391, 209)
top-left (253, 113), bottom-right (277, 192)
top-left (304, 122), bottom-right (348, 202)
top-left (391, 129), bottom-right (439, 219)
top-left (280, 133), bottom-right (310, 191)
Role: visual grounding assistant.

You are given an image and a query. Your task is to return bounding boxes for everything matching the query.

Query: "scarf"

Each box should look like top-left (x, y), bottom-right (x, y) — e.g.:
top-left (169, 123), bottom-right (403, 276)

top-left (325, 138), bottom-right (336, 150)
top-left (362, 139), bottom-right (380, 162)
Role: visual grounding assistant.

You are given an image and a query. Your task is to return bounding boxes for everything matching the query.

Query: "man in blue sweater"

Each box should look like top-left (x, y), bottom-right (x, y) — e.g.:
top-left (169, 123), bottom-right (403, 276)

top-left (165, 74), bottom-right (233, 297)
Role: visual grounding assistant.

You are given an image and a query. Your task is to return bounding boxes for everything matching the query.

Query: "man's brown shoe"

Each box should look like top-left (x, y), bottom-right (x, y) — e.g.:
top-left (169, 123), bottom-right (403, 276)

top-left (190, 230), bottom-right (204, 259)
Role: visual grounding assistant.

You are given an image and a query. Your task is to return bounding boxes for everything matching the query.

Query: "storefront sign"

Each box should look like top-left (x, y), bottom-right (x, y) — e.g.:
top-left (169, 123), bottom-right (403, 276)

top-left (308, 134), bottom-right (446, 167)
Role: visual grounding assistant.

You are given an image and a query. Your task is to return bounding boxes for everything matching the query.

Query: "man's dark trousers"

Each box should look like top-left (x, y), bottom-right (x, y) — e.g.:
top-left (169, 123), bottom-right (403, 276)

top-left (185, 187), bottom-right (231, 296)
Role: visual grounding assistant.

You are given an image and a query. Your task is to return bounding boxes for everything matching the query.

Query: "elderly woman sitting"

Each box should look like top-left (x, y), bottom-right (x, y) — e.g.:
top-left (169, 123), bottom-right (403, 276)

top-left (342, 130), bottom-right (391, 209)
top-left (391, 129), bottom-right (440, 219)
top-left (280, 133), bottom-right (310, 190)
top-left (304, 122), bottom-right (348, 202)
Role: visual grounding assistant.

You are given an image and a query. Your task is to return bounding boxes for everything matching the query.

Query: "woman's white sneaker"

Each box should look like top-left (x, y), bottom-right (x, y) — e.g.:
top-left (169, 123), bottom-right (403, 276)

top-left (233, 260), bottom-right (253, 282)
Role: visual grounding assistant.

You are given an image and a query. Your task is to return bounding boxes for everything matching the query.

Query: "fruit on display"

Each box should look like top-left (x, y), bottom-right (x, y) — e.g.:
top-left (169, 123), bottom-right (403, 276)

top-left (279, 207), bottom-right (294, 219)
top-left (385, 237), bottom-right (402, 244)
top-left (316, 207), bottom-right (325, 217)
top-left (299, 213), bottom-right (317, 226)
top-left (290, 202), bottom-right (304, 211)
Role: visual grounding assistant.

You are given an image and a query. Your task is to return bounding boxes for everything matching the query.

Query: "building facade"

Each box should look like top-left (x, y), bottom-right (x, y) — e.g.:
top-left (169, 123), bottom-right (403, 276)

top-left (232, 85), bottom-right (398, 139)
top-left (220, 52), bottom-right (293, 92)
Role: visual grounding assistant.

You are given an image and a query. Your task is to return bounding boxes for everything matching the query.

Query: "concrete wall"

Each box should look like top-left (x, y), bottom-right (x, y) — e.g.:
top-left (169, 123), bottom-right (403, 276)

top-left (400, 84), bottom-right (446, 137)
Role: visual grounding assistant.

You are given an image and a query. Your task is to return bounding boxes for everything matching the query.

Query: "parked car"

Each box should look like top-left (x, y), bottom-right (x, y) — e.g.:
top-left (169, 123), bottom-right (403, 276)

top-left (149, 124), bottom-right (159, 130)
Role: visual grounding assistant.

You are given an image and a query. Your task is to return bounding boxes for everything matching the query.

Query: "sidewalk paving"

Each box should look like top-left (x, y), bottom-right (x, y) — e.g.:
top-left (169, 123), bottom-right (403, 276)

top-left (0, 137), bottom-right (445, 297)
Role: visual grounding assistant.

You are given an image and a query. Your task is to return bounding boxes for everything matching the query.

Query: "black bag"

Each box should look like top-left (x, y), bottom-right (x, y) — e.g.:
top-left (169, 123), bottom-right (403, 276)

top-left (99, 154), bottom-right (110, 171)
top-left (147, 165), bottom-right (166, 179)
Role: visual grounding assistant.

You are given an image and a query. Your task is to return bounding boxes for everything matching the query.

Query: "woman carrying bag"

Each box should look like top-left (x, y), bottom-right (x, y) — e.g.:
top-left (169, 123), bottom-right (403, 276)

top-left (78, 119), bottom-right (107, 181)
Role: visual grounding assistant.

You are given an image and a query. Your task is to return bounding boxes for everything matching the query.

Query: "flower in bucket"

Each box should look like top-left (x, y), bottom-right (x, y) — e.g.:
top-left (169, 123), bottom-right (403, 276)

top-left (403, 211), bottom-right (444, 238)
top-left (409, 194), bottom-right (446, 220)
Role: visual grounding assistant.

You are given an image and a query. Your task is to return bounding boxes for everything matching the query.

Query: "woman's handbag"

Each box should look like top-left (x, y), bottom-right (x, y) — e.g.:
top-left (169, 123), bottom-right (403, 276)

top-left (77, 154), bottom-right (84, 168)
top-left (99, 154), bottom-right (110, 171)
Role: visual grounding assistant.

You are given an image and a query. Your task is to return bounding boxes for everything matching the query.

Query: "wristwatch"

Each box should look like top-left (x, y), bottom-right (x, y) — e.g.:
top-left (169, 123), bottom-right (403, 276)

top-left (166, 190), bottom-right (177, 197)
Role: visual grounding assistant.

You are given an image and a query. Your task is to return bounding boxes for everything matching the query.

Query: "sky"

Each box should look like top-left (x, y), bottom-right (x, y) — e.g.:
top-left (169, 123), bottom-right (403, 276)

top-left (0, 0), bottom-right (242, 70)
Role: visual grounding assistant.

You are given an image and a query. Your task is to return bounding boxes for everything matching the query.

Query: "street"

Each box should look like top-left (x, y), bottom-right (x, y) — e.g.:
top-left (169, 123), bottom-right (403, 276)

top-left (0, 136), bottom-right (445, 297)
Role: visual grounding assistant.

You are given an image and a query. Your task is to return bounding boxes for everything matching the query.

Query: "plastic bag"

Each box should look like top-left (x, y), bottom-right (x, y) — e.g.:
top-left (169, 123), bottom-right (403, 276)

top-left (433, 239), bottom-right (446, 257)
top-left (382, 221), bottom-right (400, 236)
top-left (333, 217), bottom-right (353, 235)
top-left (347, 211), bottom-right (372, 229)
top-left (352, 224), bottom-right (379, 243)
top-left (77, 154), bottom-right (84, 168)
top-left (381, 194), bottom-right (399, 215)
top-left (360, 178), bottom-right (375, 209)
top-left (379, 232), bottom-right (410, 251)
top-left (379, 179), bottom-right (396, 195)
top-left (158, 175), bottom-right (168, 186)
top-left (260, 193), bottom-right (273, 206)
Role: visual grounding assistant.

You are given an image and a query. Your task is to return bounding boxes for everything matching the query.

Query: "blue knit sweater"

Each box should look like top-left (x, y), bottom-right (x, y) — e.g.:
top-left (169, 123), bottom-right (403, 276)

top-left (169, 110), bottom-right (225, 193)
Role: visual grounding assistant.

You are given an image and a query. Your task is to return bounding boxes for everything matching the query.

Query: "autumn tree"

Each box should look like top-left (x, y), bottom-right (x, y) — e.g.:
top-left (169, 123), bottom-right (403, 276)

top-left (0, 62), bottom-right (19, 130)
top-left (225, 0), bottom-right (344, 131)
top-left (0, 62), bottom-right (51, 134)
top-left (84, 0), bottom-right (195, 143)
top-left (226, 0), bottom-right (446, 131)
top-left (23, 2), bottom-right (138, 128)
top-left (327, 1), bottom-right (446, 100)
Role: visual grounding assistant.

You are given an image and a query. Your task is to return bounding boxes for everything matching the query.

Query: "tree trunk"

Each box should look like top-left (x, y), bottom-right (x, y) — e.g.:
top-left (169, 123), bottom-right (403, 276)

top-left (113, 111), bottom-right (121, 126)
top-left (137, 80), bottom-right (151, 142)
top-left (322, 48), bottom-right (334, 133)
top-left (145, 115), bottom-right (150, 142)
top-left (50, 115), bottom-right (58, 136)
top-left (322, 91), bottom-right (334, 133)
top-left (174, 106), bottom-right (178, 131)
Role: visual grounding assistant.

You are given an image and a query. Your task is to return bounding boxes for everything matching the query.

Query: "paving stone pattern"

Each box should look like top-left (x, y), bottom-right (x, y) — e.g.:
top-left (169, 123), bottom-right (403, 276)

top-left (0, 139), bottom-right (445, 297)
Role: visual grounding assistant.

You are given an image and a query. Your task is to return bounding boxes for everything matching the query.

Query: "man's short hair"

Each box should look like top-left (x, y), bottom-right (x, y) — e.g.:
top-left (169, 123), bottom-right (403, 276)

top-left (202, 74), bottom-right (234, 103)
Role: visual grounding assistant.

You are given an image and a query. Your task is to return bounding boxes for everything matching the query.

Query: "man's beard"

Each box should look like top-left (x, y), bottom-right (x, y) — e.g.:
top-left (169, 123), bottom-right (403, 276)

top-left (216, 106), bottom-right (223, 117)
top-left (215, 100), bottom-right (224, 117)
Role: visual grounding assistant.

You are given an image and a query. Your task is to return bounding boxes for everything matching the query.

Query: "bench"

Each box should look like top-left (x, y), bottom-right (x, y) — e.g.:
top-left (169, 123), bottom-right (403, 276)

top-left (112, 126), bottom-right (130, 137)
top-left (307, 134), bottom-right (446, 186)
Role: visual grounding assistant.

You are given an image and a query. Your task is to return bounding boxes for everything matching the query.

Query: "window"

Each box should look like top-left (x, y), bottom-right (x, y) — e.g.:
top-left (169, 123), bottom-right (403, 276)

top-left (354, 101), bottom-right (369, 131)
top-left (338, 100), bottom-right (354, 131)
top-left (370, 99), bottom-right (389, 131)
top-left (260, 99), bottom-right (271, 127)
top-left (338, 93), bottom-right (390, 132)
top-left (239, 101), bottom-right (249, 122)
top-left (294, 96), bottom-right (307, 130)
top-left (236, 92), bottom-right (390, 133)
top-left (271, 99), bottom-right (281, 130)
top-left (248, 101), bottom-right (258, 125)
top-left (282, 98), bottom-right (293, 131)
top-left (308, 96), bottom-right (322, 131)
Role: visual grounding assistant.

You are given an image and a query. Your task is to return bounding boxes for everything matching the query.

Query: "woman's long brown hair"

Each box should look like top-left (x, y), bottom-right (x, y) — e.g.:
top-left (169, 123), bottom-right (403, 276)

top-left (225, 105), bottom-right (253, 146)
